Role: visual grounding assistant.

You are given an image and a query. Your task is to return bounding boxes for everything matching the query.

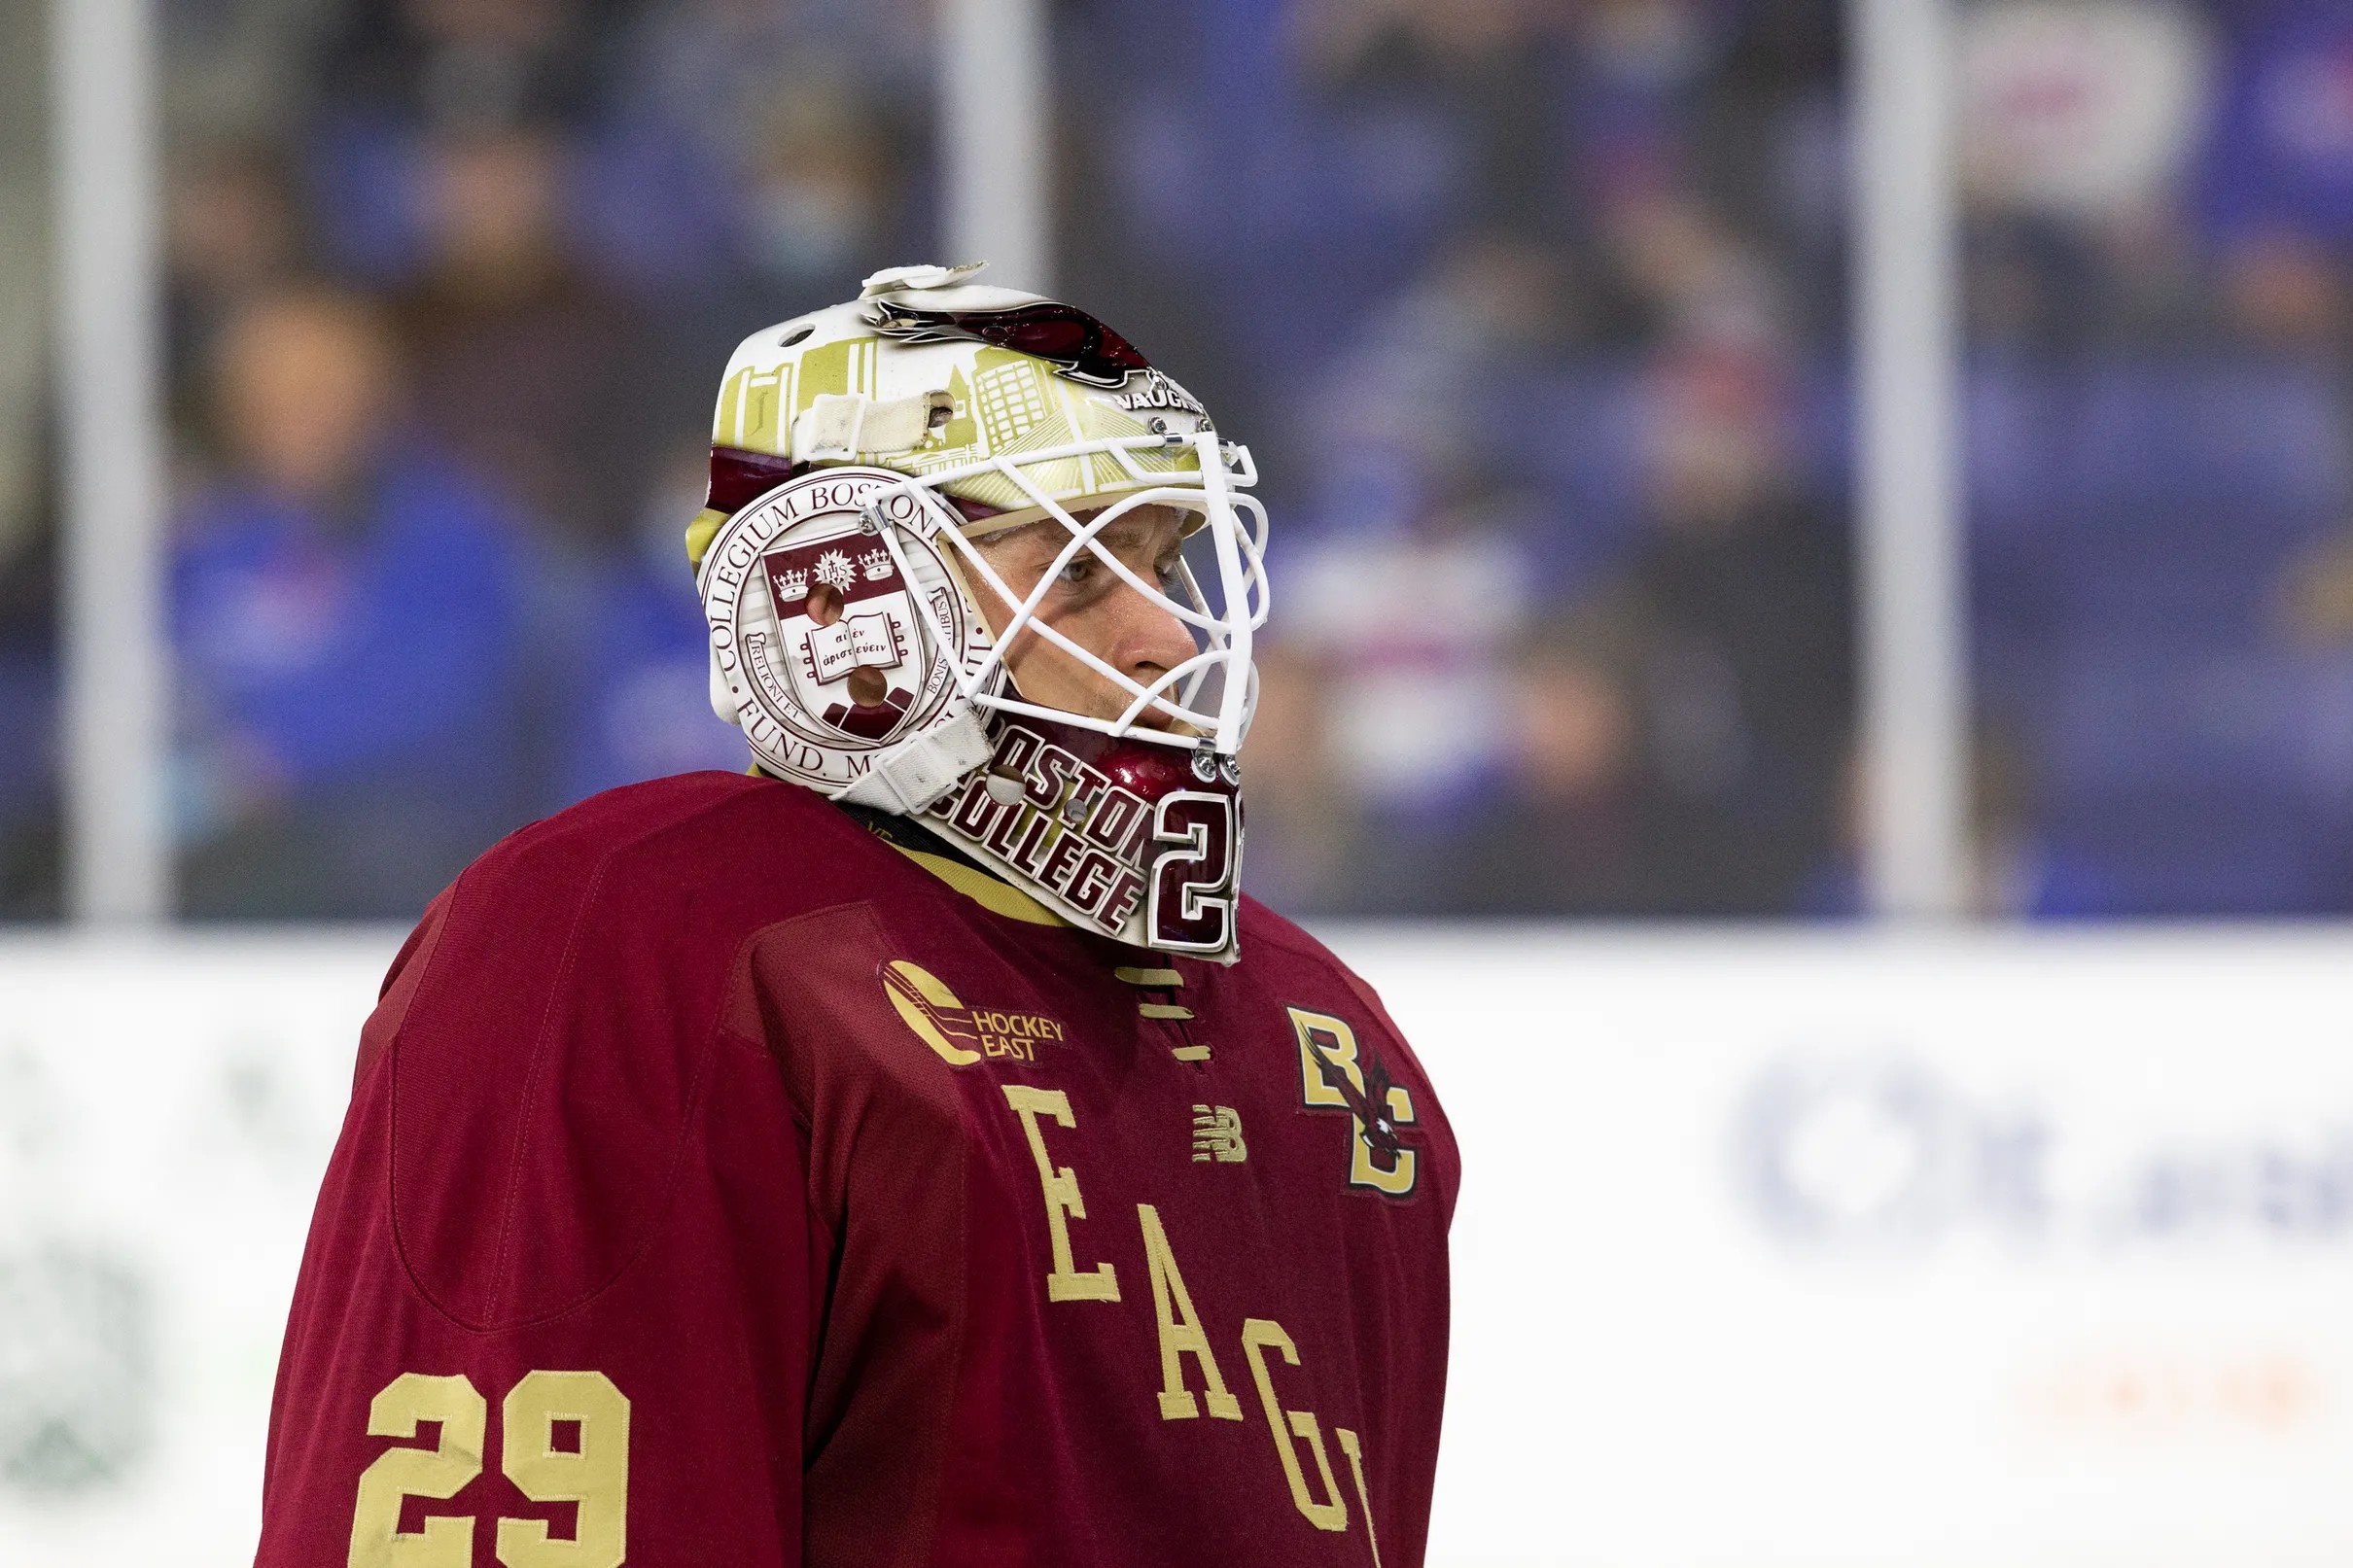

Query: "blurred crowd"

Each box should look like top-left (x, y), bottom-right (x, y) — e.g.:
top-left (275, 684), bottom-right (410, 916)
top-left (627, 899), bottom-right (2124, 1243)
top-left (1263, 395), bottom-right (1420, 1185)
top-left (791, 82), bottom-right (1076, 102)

top-left (5, 0), bottom-right (934, 916)
top-left (1062, 0), bottom-right (1856, 916)
top-left (9, 0), bottom-right (2353, 920)
top-left (1075, 0), bottom-right (2353, 919)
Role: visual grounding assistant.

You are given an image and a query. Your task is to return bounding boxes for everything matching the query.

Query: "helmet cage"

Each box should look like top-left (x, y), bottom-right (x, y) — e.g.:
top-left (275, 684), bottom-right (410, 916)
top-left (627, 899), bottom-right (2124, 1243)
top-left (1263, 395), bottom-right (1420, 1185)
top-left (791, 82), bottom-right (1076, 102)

top-left (867, 428), bottom-right (1270, 757)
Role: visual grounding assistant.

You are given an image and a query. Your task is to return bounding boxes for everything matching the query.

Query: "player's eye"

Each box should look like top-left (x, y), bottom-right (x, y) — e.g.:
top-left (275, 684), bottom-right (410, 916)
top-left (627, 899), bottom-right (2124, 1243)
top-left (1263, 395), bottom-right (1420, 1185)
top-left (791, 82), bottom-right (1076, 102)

top-left (1056, 556), bottom-right (1098, 589)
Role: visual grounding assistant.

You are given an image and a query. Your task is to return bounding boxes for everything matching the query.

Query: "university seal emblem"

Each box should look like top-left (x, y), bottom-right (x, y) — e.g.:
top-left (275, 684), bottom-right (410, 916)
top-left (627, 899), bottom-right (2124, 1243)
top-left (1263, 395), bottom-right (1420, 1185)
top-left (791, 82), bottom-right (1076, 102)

top-left (699, 467), bottom-right (994, 795)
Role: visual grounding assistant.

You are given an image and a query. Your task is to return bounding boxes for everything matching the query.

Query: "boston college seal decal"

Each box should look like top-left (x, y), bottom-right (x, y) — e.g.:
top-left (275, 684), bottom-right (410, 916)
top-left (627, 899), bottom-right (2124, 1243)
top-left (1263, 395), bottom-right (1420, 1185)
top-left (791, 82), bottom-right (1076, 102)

top-left (700, 467), bottom-right (993, 793)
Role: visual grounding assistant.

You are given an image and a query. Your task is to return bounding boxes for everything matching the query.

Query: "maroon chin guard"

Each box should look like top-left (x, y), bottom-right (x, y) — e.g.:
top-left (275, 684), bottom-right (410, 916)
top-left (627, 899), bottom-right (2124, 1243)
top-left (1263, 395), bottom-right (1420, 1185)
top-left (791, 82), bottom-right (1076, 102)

top-left (1025, 714), bottom-right (1239, 808)
top-left (920, 714), bottom-right (1243, 958)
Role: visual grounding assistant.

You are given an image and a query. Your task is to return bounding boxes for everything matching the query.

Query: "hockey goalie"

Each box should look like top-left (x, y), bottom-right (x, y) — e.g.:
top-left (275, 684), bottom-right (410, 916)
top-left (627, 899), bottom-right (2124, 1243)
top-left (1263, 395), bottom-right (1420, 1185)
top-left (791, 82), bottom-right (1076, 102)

top-left (254, 263), bottom-right (1457, 1568)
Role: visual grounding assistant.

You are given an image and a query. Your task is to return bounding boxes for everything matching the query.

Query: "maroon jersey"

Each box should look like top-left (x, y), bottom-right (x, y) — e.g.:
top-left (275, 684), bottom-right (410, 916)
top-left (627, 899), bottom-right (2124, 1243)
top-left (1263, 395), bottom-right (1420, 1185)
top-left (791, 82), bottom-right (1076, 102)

top-left (256, 772), bottom-right (1457, 1568)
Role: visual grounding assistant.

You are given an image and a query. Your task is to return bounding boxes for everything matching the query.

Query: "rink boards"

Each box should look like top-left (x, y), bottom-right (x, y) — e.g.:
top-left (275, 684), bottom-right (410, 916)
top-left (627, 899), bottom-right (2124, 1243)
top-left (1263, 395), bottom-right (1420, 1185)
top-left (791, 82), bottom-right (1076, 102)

top-left (4, 927), bottom-right (2352, 1567)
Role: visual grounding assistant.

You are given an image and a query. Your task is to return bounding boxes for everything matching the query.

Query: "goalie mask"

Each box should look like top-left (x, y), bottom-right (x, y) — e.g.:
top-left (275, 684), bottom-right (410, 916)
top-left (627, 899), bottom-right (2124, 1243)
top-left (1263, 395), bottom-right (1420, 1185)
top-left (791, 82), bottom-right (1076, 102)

top-left (687, 263), bottom-right (1269, 962)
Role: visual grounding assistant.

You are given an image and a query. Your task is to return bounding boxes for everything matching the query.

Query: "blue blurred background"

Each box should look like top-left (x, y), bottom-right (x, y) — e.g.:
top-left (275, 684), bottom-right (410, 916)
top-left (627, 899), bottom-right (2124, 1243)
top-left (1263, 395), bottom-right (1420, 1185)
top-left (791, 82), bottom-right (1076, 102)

top-left (6, 0), bottom-right (2353, 923)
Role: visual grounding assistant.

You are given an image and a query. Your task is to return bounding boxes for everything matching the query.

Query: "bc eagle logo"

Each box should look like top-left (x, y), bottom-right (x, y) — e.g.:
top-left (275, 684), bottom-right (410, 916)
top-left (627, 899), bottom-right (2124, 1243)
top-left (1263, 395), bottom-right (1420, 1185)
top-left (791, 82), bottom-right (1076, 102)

top-left (1287, 1007), bottom-right (1421, 1198)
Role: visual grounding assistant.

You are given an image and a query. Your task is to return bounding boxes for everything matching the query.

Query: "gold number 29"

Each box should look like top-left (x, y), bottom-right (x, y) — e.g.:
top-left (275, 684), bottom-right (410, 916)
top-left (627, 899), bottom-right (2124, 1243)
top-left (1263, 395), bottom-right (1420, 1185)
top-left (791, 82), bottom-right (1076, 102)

top-left (498, 1371), bottom-right (631, 1567)
top-left (346, 1370), bottom-right (629, 1568)
top-left (349, 1374), bottom-right (485, 1567)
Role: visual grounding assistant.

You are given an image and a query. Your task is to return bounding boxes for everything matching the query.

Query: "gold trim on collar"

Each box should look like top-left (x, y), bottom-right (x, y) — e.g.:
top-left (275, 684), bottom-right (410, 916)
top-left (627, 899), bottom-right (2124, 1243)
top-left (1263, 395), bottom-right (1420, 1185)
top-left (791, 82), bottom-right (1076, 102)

top-left (888, 843), bottom-right (1069, 928)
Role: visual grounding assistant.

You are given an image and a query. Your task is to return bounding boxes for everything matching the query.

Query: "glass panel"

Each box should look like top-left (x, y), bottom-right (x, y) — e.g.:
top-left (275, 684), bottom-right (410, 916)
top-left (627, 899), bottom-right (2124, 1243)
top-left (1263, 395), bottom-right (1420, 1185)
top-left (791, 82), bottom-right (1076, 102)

top-left (1960, 0), bottom-right (2348, 917)
top-left (1063, 0), bottom-right (1855, 917)
top-left (0, 0), bottom-right (57, 920)
top-left (159, 0), bottom-right (937, 918)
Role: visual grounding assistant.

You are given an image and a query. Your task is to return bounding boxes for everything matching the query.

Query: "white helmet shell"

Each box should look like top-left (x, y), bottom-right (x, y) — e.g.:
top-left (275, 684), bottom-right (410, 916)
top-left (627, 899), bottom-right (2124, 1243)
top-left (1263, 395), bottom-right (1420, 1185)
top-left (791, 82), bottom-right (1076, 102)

top-left (688, 264), bottom-right (1270, 959)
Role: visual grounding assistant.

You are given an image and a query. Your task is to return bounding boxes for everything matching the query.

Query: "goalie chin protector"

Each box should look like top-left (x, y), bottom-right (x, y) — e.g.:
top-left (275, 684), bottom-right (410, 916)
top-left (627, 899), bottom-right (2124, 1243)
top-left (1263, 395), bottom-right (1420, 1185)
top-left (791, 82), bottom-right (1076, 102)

top-left (698, 466), bottom-right (1246, 960)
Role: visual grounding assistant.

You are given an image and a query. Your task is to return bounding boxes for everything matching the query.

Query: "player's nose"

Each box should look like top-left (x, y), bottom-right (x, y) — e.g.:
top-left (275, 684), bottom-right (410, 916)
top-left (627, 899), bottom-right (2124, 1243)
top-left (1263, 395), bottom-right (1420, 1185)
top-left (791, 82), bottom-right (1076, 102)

top-left (1109, 582), bottom-right (1198, 690)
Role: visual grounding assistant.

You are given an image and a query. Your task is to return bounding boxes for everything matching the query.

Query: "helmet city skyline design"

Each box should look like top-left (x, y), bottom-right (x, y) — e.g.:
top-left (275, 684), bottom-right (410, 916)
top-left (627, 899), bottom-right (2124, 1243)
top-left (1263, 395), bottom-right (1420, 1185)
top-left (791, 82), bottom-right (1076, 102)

top-left (690, 263), bottom-right (1267, 961)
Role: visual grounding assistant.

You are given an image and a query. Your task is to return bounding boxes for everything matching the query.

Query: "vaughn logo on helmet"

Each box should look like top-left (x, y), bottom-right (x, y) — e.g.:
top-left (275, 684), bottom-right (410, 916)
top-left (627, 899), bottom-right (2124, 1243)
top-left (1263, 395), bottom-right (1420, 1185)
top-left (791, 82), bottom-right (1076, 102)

top-left (1111, 368), bottom-right (1209, 420)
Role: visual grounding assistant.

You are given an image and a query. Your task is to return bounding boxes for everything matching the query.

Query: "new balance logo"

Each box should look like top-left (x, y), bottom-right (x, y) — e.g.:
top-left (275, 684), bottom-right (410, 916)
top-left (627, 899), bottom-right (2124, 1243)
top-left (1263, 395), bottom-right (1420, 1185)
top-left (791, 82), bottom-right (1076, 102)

top-left (1191, 1104), bottom-right (1246, 1164)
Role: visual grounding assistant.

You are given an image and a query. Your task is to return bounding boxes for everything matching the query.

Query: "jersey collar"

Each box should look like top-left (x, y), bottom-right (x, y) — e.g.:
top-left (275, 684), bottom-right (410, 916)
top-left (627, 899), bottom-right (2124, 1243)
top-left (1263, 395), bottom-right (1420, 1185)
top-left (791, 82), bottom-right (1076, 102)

top-left (833, 796), bottom-right (1071, 928)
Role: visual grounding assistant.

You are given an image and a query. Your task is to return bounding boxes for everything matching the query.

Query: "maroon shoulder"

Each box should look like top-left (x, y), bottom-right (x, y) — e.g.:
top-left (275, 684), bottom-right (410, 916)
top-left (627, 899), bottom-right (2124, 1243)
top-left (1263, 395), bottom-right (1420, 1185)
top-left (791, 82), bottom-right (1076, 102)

top-left (1232, 895), bottom-right (1400, 1019)
top-left (371, 770), bottom-right (880, 1329)
top-left (1232, 893), bottom-right (1345, 970)
top-left (1234, 897), bottom-right (1419, 1049)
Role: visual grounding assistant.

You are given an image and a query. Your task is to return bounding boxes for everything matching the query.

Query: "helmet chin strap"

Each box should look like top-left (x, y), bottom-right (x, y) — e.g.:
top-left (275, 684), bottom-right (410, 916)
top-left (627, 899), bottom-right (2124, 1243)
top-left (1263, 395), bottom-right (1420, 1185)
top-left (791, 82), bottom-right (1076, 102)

top-left (830, 708), bottom-right (996, 813)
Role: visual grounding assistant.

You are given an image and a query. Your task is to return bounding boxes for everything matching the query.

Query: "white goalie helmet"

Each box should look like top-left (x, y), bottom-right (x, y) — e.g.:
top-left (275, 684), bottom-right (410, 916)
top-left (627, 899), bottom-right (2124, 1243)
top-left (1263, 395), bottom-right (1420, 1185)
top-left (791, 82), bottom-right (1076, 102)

top-left (686, 262), bottom-right (1271, 961)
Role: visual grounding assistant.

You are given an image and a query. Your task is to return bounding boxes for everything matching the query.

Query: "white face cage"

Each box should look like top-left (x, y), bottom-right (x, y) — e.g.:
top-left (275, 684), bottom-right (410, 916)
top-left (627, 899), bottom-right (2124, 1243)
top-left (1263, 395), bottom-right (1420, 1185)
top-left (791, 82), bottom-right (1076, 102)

top-left (865, 429), bottom-right (1272, 756)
